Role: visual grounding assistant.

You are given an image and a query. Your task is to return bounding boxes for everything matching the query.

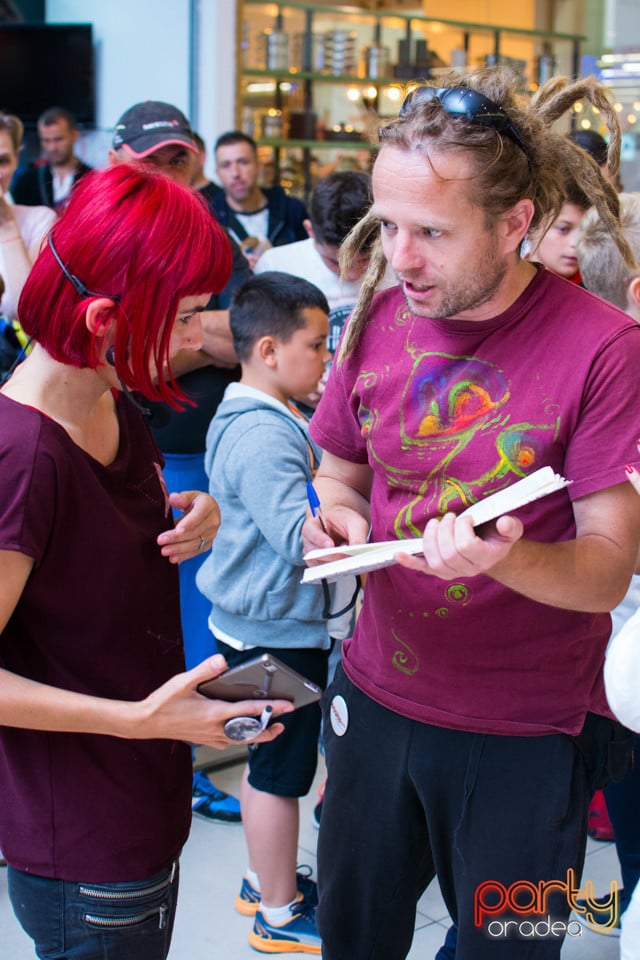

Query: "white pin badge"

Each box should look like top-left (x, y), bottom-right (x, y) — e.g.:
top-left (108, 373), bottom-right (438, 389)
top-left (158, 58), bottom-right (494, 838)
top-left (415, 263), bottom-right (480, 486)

top-left (330, 694), bottom-right (349, 736)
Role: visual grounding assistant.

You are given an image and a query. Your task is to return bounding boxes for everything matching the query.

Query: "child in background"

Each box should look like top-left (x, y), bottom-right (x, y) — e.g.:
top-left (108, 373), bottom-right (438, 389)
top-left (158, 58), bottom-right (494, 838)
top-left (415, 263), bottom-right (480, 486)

top-left (196, 272), bottom-right (332, 955)
top-left (525, 177), bottom-right (591, 283)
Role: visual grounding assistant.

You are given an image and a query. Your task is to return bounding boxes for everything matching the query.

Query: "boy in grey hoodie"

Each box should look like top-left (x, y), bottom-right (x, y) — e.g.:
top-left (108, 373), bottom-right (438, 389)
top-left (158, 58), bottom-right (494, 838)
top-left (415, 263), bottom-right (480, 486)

top-left (196, 272), bottom-right (332, 955)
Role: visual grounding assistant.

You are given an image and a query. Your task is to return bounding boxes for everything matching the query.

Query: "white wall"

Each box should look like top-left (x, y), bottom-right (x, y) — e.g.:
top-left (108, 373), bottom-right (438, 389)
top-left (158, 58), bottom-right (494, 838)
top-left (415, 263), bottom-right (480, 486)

top-left (46, 0), bottom-right (237, 175)
top-left (195, 0), bottom-right (239, 168)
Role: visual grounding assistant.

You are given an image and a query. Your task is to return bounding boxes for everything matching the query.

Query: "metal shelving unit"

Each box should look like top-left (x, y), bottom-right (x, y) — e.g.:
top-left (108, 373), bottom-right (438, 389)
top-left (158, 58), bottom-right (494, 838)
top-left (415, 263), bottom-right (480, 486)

top-left (238, 0), bottom-right (584, 196)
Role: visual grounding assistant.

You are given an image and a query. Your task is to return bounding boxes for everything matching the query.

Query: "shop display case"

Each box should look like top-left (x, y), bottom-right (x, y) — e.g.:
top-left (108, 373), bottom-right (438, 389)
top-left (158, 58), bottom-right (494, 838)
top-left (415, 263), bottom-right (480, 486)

top-left (238, 0), bottom-right (584, 196)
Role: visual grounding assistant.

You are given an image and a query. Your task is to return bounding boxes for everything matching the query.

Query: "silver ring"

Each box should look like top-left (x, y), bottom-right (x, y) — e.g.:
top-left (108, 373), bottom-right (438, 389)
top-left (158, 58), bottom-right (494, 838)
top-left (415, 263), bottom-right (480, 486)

top-left (199, 536), bottom-right (207, 551)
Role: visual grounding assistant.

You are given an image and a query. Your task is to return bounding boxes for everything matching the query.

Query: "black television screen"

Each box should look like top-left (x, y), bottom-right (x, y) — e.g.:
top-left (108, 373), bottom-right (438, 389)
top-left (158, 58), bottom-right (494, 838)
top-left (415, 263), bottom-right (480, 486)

top-left (0, 24), bottom-right (94, 124)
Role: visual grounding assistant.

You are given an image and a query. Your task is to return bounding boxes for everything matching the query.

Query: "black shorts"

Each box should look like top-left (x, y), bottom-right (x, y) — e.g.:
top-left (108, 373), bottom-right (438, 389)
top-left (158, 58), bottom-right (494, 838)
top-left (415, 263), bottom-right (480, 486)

top-left (215, 641), bottom-right (328, 798)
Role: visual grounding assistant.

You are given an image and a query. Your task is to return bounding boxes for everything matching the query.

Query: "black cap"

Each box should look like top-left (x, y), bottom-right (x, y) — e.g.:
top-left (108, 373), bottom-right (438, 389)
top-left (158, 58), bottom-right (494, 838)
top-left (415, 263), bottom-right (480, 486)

top-left (112, 101), bottom-right (196, 158)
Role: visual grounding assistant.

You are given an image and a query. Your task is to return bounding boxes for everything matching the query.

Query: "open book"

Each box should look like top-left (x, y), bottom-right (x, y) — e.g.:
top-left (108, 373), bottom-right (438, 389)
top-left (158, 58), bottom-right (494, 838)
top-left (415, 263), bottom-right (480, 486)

top-left (302, 466), bottom-right (570, 583)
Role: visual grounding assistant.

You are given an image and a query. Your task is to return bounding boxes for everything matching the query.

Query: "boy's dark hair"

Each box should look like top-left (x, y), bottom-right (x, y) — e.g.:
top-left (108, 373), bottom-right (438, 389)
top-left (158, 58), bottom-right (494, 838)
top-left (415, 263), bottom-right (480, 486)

top-left (564, 174), bottom-right (591, 211)
top-left (214, 130), bottom-right (257, 155)
top-left (310, 171), bottom-right (373, 248)
top-left (230, 272), bottom-right (329, 362)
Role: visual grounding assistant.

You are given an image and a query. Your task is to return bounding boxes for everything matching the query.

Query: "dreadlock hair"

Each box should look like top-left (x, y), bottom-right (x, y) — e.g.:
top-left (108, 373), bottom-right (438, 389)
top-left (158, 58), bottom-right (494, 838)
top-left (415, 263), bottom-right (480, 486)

top-left (337, 68), bottom-right (636, 363)
top-left (564, 174), bottom-right (592, 212)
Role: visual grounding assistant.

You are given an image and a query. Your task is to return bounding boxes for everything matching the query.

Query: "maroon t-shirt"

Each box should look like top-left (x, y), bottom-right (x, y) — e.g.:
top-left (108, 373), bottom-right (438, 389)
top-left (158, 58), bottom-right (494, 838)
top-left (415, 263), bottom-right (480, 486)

top-left (311, 270), bottom-right (640, 736)
top-left (0, 392), bottom-right (191, 881)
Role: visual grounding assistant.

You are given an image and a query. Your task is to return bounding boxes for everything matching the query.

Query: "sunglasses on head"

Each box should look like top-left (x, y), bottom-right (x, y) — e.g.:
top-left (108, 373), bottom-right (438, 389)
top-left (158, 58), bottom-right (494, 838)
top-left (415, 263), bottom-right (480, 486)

top-left (400, 86), bottom-right (531, 164)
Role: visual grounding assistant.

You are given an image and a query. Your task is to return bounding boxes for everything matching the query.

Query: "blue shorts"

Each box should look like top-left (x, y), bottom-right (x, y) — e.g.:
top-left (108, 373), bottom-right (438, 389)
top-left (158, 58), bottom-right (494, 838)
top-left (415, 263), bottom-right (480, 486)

top-left (216, 642), bottom-right (328, 797)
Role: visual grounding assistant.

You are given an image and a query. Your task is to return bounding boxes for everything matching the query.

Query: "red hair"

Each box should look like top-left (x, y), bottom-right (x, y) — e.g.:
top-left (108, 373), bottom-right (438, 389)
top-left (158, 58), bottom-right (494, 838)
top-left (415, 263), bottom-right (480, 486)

top-left (18, 164), bottom-right (232, 405)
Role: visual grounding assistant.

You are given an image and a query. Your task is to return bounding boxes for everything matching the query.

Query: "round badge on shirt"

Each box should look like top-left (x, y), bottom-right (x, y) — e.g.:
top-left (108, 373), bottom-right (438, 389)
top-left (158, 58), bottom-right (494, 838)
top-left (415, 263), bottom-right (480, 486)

top-left (330, 695), bottom-right (349, 736)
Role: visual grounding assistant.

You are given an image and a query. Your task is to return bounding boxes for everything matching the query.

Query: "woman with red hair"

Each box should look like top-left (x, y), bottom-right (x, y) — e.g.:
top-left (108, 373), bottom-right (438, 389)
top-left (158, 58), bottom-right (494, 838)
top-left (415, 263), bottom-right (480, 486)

top-left (0, 165), bottom-right (289, 960)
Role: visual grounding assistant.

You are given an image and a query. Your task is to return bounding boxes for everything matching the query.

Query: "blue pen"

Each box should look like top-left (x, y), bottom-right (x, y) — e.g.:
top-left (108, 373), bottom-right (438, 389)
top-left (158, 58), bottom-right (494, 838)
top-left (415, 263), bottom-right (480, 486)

top-left (306, 480), bottom-right (328, 533)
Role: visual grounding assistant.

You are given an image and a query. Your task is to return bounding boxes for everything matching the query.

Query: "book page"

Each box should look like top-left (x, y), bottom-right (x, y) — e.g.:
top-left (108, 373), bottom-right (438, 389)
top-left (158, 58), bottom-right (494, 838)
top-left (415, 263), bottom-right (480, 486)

top-left (302, 467), bottom-right (570, 583)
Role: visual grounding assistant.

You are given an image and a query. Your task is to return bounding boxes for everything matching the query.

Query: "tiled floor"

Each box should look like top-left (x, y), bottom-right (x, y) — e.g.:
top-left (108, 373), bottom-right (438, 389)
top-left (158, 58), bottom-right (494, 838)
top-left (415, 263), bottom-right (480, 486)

top-left (0, 747), bottom-right (622, 959)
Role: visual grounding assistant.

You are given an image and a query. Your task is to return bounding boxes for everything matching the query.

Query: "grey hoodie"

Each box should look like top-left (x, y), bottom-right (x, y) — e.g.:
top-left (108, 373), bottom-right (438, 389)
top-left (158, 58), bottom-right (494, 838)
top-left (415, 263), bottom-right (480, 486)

top-left (196, 384), bottom-right (329, 650)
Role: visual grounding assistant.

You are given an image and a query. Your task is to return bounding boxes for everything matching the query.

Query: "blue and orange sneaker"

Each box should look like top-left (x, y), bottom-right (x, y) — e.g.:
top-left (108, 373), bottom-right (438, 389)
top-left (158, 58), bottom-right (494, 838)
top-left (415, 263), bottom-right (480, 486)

top-left (191, 770), bottom-right (241, 824)
top-left (235, 866), bottom-right (318, 916)
top-left (249, 895), bottom-right (321, 954)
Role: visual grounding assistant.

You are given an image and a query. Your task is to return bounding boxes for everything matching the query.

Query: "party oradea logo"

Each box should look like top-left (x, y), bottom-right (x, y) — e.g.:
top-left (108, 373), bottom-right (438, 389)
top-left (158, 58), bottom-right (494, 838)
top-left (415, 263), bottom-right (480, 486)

top-left (474, 869), bottom-right (618, 940)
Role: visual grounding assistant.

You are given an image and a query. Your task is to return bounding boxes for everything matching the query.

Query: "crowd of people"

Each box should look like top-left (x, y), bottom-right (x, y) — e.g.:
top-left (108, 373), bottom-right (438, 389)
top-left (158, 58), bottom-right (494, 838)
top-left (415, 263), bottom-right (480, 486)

top-left (1, 65), bottom-right (640, 960)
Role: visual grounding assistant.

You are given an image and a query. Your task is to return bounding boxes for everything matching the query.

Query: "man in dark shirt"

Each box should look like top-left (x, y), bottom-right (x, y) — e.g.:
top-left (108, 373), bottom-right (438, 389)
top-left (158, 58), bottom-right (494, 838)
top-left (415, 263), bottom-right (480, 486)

top-left (212, 130), bottom-right (308, 268)
top-left (12, 107), bottom-right (92, 209)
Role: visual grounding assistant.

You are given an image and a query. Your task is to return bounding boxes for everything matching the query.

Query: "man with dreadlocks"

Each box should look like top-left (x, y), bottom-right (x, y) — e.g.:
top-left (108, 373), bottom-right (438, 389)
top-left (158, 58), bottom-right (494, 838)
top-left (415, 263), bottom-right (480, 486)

top-left (302, 68), bottom-right (640, 960)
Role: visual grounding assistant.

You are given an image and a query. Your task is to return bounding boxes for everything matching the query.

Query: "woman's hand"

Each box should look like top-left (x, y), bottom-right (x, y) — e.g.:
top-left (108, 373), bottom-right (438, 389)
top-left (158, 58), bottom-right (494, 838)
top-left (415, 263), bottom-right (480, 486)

top-left (627, 452), bottom-right (640, 497)
top-left (157, 490), bottom-right (221, 563)
top-left (0, 188), bottom-right (19, 238)
top-left (134, 654), bottom-right (293, 749)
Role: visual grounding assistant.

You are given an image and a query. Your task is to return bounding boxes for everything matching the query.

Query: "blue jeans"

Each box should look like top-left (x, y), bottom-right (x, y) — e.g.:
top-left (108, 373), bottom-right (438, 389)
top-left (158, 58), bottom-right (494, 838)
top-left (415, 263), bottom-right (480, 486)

top-left (7, 860), bottom-right (179, 960)
top-left (605, 733), bottom-right (640, 913)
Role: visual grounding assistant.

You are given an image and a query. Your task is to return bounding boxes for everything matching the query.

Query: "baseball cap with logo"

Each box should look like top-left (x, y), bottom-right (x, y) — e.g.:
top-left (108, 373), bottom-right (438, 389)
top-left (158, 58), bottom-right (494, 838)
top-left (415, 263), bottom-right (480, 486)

top-left (112, 101), bottom-right (197, 158)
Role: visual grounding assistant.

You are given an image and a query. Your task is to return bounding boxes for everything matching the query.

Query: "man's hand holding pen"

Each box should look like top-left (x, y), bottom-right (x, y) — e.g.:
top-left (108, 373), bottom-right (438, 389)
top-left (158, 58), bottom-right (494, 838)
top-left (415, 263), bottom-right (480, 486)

top-left (306, 481), bottom-right (329, 535)
top-left (303, 480), bottom-right (369, 560)
top-left (304, 480), bottom-right (339, 557)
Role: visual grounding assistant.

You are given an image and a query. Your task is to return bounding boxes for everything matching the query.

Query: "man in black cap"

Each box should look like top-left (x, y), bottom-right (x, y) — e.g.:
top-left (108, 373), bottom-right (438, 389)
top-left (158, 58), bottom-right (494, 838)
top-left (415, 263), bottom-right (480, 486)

top-left (109, 99), bottom-right (249, 825)
top-left (110, 100), bottom-right (199, 187)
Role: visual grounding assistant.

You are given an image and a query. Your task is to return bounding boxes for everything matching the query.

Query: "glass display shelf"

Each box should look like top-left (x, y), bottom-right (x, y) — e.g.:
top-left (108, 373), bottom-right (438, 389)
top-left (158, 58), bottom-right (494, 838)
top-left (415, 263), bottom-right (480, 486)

top-left (238, 0), bottom-right (584, 196)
